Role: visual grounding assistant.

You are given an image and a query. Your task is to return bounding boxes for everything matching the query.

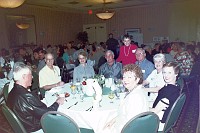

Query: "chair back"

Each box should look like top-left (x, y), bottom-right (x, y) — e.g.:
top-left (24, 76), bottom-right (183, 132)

top-left (1, 104), bottom-right (27, 133)
top-left (176, 77), bottom-right (185, 94)
top-left (41, 111), bottom-right (80, 133)
top-left (121, 112), bottom-right (159, 133)
top-left (162, 93), bottom-right (186, 133)
top-left (3, 83), bottom-right (10, 102)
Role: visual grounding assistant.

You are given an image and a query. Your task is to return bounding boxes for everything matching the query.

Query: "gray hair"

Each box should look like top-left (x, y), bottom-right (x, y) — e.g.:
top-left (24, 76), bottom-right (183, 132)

top-left (13, 62), bottom-right (31, 81)
top-left (105, 50), bottom-right (114, 56)
top-left (153, 53), bottom-right (166, 63)
top-left (135, 48), bottom-right (146, 54)
top-left (45, 53), bottom-right (54, 59)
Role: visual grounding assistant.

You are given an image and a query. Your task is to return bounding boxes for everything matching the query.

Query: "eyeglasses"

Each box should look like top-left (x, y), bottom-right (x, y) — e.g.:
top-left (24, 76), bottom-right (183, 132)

top-left (135, 53), bottom-right (144, 56)
top-left (78, 57), bottom-right (86, 60)
top-left (46, 58), bottom-right (54, 62)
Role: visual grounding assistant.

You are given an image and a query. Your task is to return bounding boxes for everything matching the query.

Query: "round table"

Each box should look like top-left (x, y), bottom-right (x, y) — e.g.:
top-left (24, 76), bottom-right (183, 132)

top-left (44, 83), bottom-right (125, 133)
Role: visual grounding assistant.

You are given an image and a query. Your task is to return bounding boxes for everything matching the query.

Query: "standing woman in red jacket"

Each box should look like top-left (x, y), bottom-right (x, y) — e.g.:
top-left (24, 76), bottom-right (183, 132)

top-left (116, 34), bottom-right (138, 65)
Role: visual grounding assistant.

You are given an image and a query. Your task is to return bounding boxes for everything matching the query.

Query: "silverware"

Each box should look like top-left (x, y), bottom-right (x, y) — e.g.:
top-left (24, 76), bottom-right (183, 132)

top-left (86, 106), bottom-right (92, 111)
top-left (52, 92), bottom-right (58, 96)
top-left (67, 102), bottom-right (78, 109)
top-left (89, 106), bottom-right (93, 111)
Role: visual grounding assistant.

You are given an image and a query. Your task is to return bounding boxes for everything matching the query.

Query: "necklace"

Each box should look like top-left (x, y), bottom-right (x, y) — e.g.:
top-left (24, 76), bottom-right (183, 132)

top-left (124, 45), bottom-right (131, 56)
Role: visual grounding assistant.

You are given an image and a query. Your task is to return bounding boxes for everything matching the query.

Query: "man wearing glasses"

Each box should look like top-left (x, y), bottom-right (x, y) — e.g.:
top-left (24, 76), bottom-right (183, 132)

top-left (39, 53), bottom-right (64, 90)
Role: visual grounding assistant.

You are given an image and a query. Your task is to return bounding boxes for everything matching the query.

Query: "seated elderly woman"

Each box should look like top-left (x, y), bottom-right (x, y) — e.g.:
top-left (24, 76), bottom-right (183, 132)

top-left (150, 62), bottom-right (180, 130)
top-left (99, 64), bottom-right (149, 133)
top-left (73, 51), bottom-right (95, 83)
top-left (143, 53), bottom-right (166, 101)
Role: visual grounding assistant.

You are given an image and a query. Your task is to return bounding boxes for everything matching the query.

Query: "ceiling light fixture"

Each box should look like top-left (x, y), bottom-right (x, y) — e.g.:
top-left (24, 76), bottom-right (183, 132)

top-left (96, 0), bottom-right (115, 20)
top-left (0, 0), bottom-right (25, 8)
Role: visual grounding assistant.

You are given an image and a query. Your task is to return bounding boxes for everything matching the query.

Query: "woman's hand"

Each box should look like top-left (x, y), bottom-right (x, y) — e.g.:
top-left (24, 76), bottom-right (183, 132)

top-left (103, 118), bottom-right (116, 130)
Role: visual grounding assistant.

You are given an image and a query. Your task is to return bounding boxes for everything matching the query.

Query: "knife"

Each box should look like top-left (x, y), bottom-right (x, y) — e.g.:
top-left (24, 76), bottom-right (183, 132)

top-left (67, 102), bottom-right (78, 109)
top-left (86, 106), bottom-right (92, 111)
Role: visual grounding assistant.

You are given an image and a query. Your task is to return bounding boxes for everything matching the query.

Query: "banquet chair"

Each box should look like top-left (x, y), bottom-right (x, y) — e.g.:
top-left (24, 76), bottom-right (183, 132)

top-left (1, 104), bottom-right (27, 133)
top-left (41, 111), bottom-right (80, 133)
top-left (176, 77), bottom-right (185, 95)
top-left (41, 111), bottom-right (94, 133)
top-left (3, 82), bottom-right (10, 102)
top-left (121, 112), bottom-right (159, 133)
top-left (158, 93), bottom-right (186, 133)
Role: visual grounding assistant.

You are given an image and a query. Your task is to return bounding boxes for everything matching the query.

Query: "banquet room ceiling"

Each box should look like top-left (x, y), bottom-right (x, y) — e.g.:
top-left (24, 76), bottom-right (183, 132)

top-left (25, 0), bottom-right (187, 13)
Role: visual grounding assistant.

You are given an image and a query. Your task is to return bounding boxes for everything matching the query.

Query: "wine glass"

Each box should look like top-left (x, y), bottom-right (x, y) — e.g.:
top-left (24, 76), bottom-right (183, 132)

top-left (76, 78), bottom-right (81, 94)
top-left (114, 89), bottom-right (120, 100)
top-left (70, 85), bottom-right (77, 99)
top-left (79, 89), bottom-right (84, 102)
top-left (108, 91), bottom-right (115, 103)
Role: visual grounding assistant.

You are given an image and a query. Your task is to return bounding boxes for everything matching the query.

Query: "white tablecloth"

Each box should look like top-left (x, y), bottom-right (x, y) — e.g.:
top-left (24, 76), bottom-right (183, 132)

top-left (44, 83), bottom-right (125, 132)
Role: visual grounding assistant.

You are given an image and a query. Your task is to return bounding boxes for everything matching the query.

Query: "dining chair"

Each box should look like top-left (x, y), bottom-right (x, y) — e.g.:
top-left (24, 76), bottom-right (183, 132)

top-left (1, 104), bottom-right (27, 133)
top-left (158, 93), bottom-right (186, 133)
top-left (176, 77), bottom-right (185, 95)
top-left (121, 112), bottom-right (160, 133)
top-left (3, 82), bottom-right (10, 102)
top-left (41, 111), bottom-right (80, 133)
top-left (41, 111), bottom-right (94, 133)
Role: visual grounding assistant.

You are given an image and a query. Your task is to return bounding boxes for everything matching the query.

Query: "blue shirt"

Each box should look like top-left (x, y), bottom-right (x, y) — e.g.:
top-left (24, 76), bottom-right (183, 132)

top-left (135, 59), bottom-right (154, 80)
top-left (73, 64), bottom-right (95, 82)
top-left (99, 61), bottom-right (122, 79)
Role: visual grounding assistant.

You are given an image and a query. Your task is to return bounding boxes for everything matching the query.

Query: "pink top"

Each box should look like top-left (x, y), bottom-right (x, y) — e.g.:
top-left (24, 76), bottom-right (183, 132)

top-left (116, 44), bottom-right (137, 65)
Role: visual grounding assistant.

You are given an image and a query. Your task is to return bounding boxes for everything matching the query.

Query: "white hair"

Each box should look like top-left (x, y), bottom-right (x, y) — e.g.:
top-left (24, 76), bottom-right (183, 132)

top-left (105, 50), bottom-right (114, 56)
top-left (153, 53), bottom-right (166, 63)
top-left (13, 62), bottom-right (31, 81)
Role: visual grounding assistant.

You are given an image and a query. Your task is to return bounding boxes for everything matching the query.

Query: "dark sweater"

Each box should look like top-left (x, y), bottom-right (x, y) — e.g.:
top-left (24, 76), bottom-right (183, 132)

top-left (153, 84), bottom-right (180, 123)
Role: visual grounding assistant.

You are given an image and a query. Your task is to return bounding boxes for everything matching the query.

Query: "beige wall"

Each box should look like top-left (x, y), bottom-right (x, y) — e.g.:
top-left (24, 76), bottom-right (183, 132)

top-left (0, 5), bottom-right (83, 50)
top-left (82, 0), bottom-right (200, 44)
top-left (1, 0), bottom-right (200, 50)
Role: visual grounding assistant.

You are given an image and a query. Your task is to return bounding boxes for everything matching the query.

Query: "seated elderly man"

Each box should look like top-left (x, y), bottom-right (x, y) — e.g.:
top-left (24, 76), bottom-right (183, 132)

top-left (39, 53), bottom-right (64, 90)
top-left (7, 62), bottom-right (64, 133)
top-left (135, 48), bottom-right (154, 80)
top-left (99, 50), bottom-right (122, 79)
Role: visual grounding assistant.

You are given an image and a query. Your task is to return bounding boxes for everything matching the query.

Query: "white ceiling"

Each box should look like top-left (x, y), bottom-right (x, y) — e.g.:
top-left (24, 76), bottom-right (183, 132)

top-left (24, 0), bottom-right (187, 13)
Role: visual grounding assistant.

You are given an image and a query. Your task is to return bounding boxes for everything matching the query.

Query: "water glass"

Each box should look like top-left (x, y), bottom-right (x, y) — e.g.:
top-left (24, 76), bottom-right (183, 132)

top-left (114, 89), bottom-right (120, 100)
top-left (108, 91), bottom-right (115, 103)
top-left (79, 90), bottom-right (84, 102)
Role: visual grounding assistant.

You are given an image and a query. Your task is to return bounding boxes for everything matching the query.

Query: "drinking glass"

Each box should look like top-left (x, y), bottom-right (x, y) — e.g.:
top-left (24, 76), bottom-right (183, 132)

top-left (108, 91), bottom-right (115, 103)
top-left (76, 78), bottom-right (81, 94)
top-left (79, 89), bottom-right (84, 102)
top-left (70, 85), bottom-right (77, 99)
top-left (69, 79), bottom-right (73, 85)
top-left (114, 89), bottom-right (120, 100)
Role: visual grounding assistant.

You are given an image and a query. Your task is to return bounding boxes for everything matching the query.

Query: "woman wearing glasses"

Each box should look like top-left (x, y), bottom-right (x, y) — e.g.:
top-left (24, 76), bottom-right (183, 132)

top-left (73, 51), bottom-right (95, 83)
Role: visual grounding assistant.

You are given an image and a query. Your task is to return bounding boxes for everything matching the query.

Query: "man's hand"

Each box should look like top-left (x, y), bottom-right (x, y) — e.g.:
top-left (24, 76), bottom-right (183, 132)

top-left (57, 81), bottom-right (65, 86)
top-left (56, 97), bottom-right (65, 105)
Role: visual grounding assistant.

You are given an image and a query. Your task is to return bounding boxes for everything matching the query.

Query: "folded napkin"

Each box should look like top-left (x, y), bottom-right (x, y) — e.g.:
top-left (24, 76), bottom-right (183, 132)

top-left (83, 79), bottom-right (102, 98)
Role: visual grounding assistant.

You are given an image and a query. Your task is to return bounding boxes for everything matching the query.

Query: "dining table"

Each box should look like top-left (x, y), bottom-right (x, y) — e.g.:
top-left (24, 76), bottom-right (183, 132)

top-left (43, 83), bottom-right (126, 133)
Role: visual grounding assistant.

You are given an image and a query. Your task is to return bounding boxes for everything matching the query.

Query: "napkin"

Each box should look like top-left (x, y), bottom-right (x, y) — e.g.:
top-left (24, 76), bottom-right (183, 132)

top-left (83, 79), bottom-right (95, 96)
top-left (105, 78), bottom-right (114, 88)
top-left (83, 79), bottom-right (102, 99)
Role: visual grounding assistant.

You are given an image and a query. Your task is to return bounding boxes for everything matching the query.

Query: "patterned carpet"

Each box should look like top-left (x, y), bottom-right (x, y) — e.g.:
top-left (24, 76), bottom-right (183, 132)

top-left (0, 82), bottom-right (199, 133)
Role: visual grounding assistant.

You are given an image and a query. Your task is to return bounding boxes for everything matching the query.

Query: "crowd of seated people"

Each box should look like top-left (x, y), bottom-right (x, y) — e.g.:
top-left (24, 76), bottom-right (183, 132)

top-left (1, 35), bottom-right (200, 133)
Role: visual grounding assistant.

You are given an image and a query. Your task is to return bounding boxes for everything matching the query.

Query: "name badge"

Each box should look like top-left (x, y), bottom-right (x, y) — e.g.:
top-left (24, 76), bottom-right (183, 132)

top-left (142, 70), bottom-right (145, 73)
top-left (132, 50), bottom-right (136, 53)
